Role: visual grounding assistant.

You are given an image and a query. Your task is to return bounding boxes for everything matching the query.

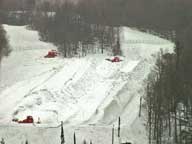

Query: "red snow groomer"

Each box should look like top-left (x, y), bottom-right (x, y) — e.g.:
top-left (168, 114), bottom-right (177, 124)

top-left (44, 50), bottom-right (58, 58)
top-left (106, 56), bottom-right (122, 63)
top-left (18, 116), bottom-right (34, 124)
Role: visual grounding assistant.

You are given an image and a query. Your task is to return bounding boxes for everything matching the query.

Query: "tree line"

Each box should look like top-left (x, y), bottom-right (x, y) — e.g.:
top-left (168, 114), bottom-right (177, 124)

top-left (0, 0), bottom-right (10, 64)
top-left (145, 40), bottom-right (192, 144)
top-left (31, 0), bottom-right (122, 57)
top-left (137, 1), bottom-right (192, 144)
top-left (0, 0), bottom-right (35, 25)
top-left (0, 25), bottom-right (10, 62)
top-left (1, 0), bottom-right (192, 57)
top-left (29, 0), bottom-right (192, 57)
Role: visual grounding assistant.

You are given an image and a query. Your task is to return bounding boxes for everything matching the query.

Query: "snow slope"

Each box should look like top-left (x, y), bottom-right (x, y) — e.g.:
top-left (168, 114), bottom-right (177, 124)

top-left (0, 25), bottom-right (174, 144)
top-left (0, 25), bottom-right (59, 92)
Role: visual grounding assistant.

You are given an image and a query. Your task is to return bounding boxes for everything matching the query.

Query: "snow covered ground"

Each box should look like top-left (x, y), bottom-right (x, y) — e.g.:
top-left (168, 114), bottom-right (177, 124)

top-left (0, 25), bottom-right (174, 144)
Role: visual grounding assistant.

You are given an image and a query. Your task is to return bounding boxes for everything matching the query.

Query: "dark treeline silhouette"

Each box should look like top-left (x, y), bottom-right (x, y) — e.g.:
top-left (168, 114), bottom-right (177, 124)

top-left (146, 41), bottom-right (192, 144)
top-left (32, 0), bottom-right (119, 57)
top-left (0, 0), bottom-right (36, 25)
top-left (0, 0), bottom-right (35, 11)
top-left (146, 51), bottom-right (178, 144)
top-left (29, 0), bottom-right (192, 57)
top-left (145, 27), bottom-right (192, 144)
top-left (0, 24), bottom-right (10, 63)
top-left (1, 0), bottom-right (192, 56)
top-left (136, 1), bottom-right (192, 144)
top-left (0, 0), bottom-right (10, 62)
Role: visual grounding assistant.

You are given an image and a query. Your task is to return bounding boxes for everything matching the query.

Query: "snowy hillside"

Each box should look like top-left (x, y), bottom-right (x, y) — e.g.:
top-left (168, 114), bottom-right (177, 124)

top-left (0, 25), bottom-right (174, 144)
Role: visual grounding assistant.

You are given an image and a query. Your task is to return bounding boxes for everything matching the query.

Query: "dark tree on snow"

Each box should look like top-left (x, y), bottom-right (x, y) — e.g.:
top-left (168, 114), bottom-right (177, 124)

top-left (118, 117), bottom-right (121, 138)
top-left (74, 132), bottom-right (76, 144)
top-left (61, 121), bottom-right (65, 144)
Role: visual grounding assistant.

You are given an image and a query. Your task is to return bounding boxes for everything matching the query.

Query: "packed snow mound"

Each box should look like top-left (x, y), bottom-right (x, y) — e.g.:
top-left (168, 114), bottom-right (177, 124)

top-left (0, 56), bottom-right (140, 125)
top-left (0, 25), bottom-right (174, 143)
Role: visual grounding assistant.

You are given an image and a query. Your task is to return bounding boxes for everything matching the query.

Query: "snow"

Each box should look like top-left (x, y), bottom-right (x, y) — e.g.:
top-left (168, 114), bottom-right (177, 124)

top-left (0, 24), bottom-right (175, 144)
top-left (0, 25), bottom-right (59, 92)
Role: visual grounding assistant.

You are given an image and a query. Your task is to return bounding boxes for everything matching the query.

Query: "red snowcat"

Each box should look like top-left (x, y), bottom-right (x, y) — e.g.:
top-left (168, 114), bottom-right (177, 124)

top-left (106, 56), bottom-right (122, 63)
top-left (18, 116), bottom-right (34, 124)
top-left (44, 50), bottom-right (58, 58)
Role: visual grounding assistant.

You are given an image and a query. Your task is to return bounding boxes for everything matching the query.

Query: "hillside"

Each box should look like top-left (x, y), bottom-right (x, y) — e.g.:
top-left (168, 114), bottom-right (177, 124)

top-left (0, 25), bottom-right (174, 144)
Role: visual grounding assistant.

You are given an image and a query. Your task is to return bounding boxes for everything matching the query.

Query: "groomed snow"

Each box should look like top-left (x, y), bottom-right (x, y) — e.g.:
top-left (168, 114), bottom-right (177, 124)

top-left (0, 25), bottom-right (175, 144)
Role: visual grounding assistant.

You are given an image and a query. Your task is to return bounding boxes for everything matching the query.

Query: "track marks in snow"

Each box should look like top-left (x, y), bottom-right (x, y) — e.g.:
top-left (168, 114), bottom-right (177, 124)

top-left (0, 25), bottom-right (175, 131)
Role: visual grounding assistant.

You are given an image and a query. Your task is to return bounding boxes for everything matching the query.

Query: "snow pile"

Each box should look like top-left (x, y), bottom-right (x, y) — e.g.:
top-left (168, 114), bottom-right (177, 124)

top-left (0, 25), bottom-right (175, 144)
